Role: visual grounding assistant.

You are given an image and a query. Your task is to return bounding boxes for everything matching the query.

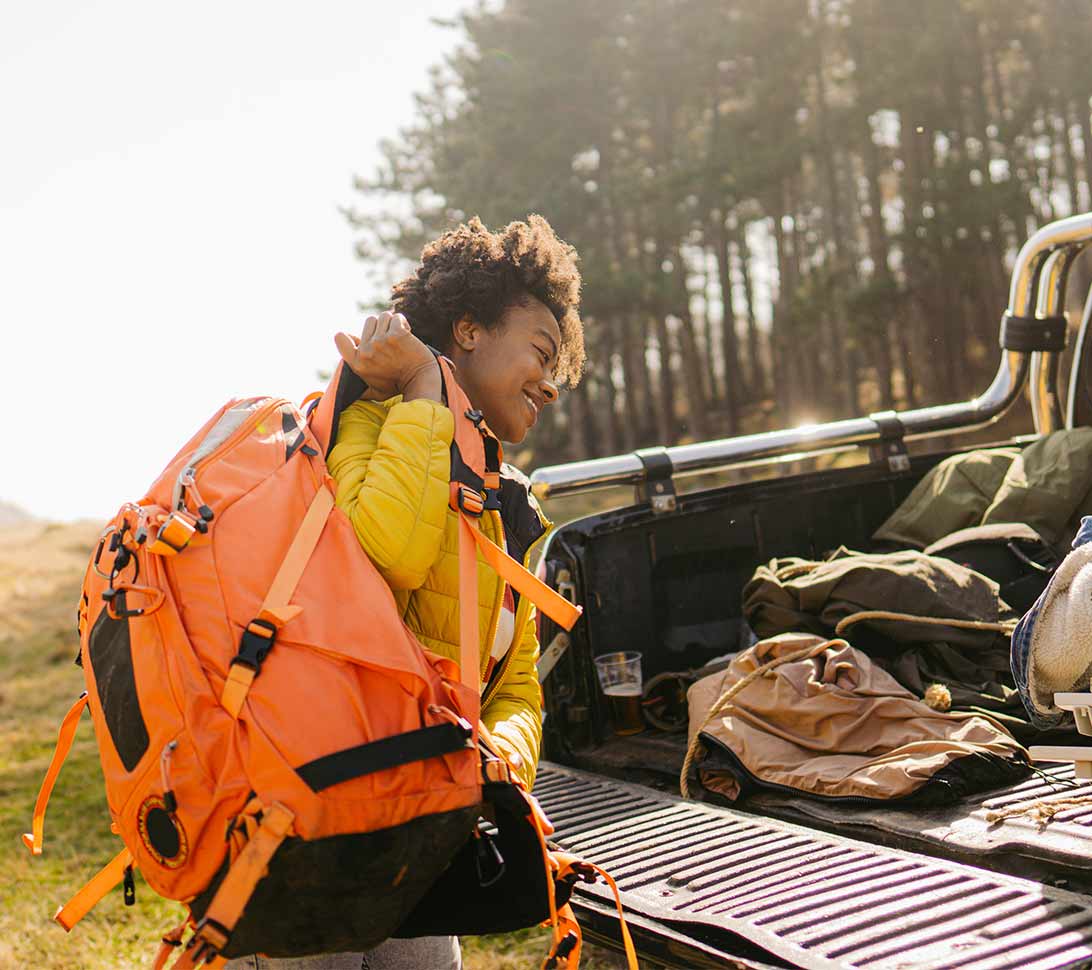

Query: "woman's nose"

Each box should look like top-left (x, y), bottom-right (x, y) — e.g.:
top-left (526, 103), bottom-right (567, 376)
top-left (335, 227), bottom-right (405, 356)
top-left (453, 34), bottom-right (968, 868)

top-left (541, 379), bottom-right (559, 404)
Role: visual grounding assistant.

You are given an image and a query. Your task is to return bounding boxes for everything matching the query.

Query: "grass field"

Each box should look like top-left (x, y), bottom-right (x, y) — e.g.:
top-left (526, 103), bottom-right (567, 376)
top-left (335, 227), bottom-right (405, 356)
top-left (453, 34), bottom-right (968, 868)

top-left (0, 520), bottom-right (636, 969)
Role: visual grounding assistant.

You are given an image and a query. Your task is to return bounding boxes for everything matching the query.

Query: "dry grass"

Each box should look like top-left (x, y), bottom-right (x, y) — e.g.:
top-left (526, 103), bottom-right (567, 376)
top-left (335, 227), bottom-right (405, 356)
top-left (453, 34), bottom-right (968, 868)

top-left (0, 521), bottom-right (636, 969)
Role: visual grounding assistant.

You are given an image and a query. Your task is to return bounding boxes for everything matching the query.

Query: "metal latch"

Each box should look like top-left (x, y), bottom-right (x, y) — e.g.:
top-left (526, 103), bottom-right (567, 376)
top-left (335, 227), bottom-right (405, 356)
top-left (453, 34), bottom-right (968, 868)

top-left (537, 632), bottom-right (571, 683)
top-left (538, 568), bottom-right (576, 682)
top-left (635, 446), bottom-right (677, 514)
top-left (869, 410), bottom-right (910, 473)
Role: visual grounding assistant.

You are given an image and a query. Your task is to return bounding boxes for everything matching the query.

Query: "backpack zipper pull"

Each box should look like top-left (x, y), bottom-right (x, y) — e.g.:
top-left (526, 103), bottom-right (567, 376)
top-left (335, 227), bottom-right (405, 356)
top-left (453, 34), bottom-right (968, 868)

top-left (160, 740), bottom-right (179, 813)
top-left (122, 864), bottom-right (136, 906)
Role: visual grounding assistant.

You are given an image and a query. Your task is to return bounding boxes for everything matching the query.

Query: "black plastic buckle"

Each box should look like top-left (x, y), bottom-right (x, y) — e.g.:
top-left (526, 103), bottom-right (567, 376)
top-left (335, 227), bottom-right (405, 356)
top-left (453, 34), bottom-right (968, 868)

top-left (233, 618), bottom-right (277, 672)
top-left (544, 931), bottom-right (579, 969)
top-left (188, 916), bottom-right (230, 962)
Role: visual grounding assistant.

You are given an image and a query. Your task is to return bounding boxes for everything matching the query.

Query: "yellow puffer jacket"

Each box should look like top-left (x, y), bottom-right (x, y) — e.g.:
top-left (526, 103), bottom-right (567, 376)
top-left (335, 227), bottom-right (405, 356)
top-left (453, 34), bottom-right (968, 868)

top-left (326, 395), bottom-right (549, 791)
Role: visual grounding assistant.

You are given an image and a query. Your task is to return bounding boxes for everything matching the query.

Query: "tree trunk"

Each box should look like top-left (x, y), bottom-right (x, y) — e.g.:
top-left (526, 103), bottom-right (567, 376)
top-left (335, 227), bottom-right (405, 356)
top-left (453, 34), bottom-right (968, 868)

top-left (770, 184), bottom-right (797, 424)
top-left (617, 317), bottom-right (645, 451)
top-left (700, 247), bottom-right (722, 408)
top-left (713, 218), bottom-right (742, 433)
top-left (812, 0), bottom-right (858, 416)
top-left (670, 249), bottom-right (711, 440)
top-left (566, 381), bottom-right (590, 460)
top-left (650, 313), bottom-right (677, 443)
top-left (737, 228), bottom-right (768, 400)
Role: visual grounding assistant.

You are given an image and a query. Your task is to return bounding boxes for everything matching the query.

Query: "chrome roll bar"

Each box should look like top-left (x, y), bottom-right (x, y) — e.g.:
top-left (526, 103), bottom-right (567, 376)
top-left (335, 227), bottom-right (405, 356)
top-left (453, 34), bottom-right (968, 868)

top-left (1026, 225), bottom-right (1091, 432)
top-left (531, 212), bottom-right (1092, 501)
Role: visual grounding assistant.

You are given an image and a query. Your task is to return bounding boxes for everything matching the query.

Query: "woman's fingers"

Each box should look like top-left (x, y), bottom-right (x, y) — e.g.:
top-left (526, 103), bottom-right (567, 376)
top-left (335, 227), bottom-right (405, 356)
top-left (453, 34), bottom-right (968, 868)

top-left (334, 331), bottom-right (356, 363)
top-left (360, 314), bottom-right (379, 345)
top-left (374, 310), bottom-right (394, 339)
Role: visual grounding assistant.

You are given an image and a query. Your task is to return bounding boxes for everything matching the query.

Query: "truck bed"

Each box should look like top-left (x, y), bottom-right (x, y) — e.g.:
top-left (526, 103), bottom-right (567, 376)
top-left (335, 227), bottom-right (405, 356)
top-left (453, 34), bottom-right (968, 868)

top-left (561, 729), bottom-right (1092, 894)
top-left (537, 440), bottom-right (1092, 967)
top-left (536, 761), bottom-right (1092, 970)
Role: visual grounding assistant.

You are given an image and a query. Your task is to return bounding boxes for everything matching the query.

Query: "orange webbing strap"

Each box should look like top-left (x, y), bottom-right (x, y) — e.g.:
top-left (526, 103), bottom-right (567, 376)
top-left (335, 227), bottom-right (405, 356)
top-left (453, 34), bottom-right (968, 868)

top-left (477, 720), bottom-right (523, 787)
top-left (153, 921), bottom-right (189, 970)
top-left (219, 663), bottom-right (257, 719)
top-left (457, 515), bottom-right (483, 721)
top-left (168, 803), bottom-right (294, 970)
top-left (53, 845), bottom-right (133, 931)
top-left (526, 799), bottom-right (638, 970)
top-left (527, 796), bottom-right (563, 965)
top-left (153, 921), bottom-right (226, 970)
top-left (23, 692), bottom-right (89, 856)
top-left (547, 904), bottom-right (583, 970)
top-left (221, 486), bottom-right (334, 717)
top-left (557, 860), bottom-right (637, 970)
top-left (461, 518), bottom-right (582, 631)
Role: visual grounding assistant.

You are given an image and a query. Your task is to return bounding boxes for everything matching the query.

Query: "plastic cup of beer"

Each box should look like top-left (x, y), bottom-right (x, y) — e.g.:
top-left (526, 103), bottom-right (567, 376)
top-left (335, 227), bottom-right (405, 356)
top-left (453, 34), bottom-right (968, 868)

top-left (593, 651), bottom-right (644, 735)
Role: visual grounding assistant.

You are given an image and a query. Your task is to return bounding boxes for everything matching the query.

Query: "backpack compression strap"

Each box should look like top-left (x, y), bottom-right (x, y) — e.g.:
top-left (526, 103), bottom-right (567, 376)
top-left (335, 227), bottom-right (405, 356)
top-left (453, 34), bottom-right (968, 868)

top-left (220, 485), bottom-right (334, 718)
top-left (54, 845), bottom-right (134, 931)
top-left (167, 802), bottom-right (295, 969)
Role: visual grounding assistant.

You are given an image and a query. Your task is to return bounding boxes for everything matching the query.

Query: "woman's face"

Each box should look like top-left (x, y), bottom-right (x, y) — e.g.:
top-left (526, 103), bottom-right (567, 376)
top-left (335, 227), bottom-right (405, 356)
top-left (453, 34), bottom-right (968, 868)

top-left (448, 295), bottom-right (561, 444)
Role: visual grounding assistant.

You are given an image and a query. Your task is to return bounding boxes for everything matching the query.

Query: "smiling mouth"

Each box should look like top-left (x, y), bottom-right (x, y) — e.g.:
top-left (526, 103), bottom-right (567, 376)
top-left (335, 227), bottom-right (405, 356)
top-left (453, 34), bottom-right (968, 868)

top-left (522, 391), bottom-right (539, 424)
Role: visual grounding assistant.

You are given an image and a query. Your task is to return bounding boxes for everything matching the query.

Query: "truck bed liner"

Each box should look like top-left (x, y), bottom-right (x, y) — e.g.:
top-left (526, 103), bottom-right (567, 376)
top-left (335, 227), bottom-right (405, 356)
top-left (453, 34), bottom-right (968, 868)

top-left (746, 763), bottom-right (1092, 893)
top-left (535, 761), bottom-right (1092, 970)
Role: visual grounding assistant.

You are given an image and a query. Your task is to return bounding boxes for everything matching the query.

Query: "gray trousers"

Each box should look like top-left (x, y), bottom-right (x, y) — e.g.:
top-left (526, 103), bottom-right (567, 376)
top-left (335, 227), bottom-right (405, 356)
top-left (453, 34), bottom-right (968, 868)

top-left (223, 936), bottom-right (461, 970)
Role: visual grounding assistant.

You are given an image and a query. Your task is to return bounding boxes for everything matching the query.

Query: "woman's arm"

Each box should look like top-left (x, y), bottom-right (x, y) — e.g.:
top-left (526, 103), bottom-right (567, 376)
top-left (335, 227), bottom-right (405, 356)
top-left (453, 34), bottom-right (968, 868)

top-left (327, 310), bottom-right (452, 589)
top-left (327, 397), bottom-right (454, 591)
top-left (482, 606), bottom-right (542, 791)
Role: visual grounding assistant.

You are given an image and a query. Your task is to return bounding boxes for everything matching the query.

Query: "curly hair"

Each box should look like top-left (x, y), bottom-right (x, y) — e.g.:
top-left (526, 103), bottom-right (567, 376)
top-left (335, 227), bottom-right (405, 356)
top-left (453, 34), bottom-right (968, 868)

top-left (390, 215), bottom-right (585, 386)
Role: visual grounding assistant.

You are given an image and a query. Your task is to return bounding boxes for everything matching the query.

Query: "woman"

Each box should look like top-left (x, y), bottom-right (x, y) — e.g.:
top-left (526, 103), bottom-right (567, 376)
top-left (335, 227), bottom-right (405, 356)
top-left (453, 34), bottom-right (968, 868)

top-left (226, 214), bottom-right (585, 970)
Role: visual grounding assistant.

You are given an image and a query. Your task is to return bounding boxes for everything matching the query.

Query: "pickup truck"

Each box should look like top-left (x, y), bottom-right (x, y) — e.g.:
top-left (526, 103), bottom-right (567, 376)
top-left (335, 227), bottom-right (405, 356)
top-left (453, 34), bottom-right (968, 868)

top-left (526, 212), bottom-right (1092, 970)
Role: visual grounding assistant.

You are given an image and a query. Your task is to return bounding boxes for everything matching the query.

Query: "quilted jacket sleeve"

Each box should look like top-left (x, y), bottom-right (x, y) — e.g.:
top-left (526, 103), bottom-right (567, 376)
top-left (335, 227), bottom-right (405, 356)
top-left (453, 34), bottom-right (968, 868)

top-left (482, 606), bottom-right (542, 792)
top-left (326, 398), bottom-right (454, 591)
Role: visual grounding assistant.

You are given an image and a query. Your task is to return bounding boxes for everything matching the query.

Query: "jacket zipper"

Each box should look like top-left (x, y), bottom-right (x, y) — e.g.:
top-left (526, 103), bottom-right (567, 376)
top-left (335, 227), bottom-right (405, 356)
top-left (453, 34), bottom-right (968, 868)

top-left (478, 509), bottom-right (505, 684)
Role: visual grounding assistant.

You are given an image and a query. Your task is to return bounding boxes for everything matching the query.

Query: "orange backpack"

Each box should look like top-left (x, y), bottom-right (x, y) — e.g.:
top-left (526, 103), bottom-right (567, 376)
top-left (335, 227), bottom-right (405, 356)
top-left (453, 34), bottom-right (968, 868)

top-left (26, 357), bottom-right (636, 970)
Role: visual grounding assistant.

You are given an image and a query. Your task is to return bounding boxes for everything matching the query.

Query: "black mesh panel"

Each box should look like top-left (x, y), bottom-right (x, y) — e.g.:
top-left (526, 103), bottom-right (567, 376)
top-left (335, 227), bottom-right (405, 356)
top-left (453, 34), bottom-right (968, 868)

top-left (87, 609), bottom-right (150, 771)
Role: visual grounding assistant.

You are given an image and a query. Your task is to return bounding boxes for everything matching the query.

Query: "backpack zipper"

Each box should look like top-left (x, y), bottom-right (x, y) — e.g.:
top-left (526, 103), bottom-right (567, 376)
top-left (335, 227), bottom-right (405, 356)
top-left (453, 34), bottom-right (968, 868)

top-left (171, 398), bottom-right (289, 512)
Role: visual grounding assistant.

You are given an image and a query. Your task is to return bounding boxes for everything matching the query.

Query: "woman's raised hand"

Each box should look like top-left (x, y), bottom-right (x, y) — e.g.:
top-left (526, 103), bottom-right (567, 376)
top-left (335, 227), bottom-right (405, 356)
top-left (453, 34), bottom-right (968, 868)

top-left (334, 312), bottom-right (440, 401)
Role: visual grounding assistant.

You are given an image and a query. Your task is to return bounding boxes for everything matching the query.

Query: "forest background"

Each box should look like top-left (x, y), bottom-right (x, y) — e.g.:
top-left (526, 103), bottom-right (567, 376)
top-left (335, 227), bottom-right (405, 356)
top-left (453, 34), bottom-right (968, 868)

top-left (352, 0), bottom-right (1092, 472)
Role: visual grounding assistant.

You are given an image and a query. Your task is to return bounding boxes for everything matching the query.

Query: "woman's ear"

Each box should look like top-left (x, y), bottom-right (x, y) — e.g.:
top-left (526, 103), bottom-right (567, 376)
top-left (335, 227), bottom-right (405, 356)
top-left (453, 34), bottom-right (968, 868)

top-left (452, 315), bottom-right (479, 352)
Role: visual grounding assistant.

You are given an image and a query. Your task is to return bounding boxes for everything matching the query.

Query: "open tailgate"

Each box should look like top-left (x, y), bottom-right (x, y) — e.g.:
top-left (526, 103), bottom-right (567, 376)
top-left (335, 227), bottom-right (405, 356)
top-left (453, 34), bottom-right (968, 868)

top-left (535, 762), bottom-right (1092, 970)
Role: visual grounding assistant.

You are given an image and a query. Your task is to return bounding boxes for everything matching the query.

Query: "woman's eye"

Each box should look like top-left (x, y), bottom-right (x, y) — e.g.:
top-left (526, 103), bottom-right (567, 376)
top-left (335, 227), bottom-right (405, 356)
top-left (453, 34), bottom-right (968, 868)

top-left (536, 347), bottom-right (550, 365)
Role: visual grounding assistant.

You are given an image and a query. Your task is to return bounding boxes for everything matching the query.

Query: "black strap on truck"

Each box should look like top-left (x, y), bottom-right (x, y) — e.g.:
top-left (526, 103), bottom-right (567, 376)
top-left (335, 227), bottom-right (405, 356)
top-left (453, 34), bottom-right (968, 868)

top-left (1000, 313), bottom-right (1067, 352)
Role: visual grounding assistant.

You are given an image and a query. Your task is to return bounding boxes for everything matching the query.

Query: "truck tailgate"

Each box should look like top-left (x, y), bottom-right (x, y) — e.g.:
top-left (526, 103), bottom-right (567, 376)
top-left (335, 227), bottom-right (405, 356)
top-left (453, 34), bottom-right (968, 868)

top-left (535, 762), bottom-right (1092, 970)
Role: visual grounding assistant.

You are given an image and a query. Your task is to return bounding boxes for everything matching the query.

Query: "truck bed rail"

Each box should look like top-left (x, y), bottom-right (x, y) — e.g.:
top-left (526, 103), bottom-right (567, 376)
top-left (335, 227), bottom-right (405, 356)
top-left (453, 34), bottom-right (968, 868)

top-left (532, 212), bottom-right (1092, 501)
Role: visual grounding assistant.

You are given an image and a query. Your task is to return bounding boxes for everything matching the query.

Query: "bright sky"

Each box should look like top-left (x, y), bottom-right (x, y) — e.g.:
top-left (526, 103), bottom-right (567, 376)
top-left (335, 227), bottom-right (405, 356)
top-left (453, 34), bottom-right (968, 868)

top-left (2, 1), bottom-right (465, 521)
